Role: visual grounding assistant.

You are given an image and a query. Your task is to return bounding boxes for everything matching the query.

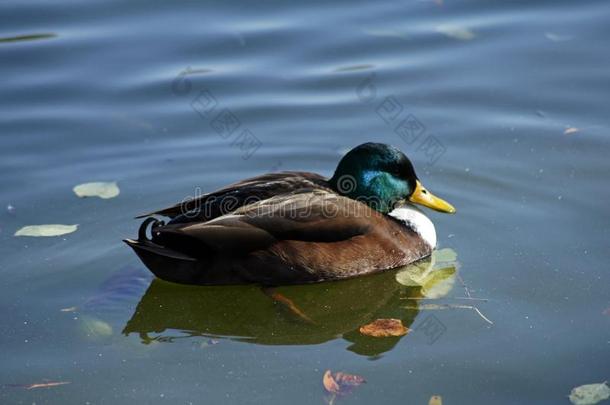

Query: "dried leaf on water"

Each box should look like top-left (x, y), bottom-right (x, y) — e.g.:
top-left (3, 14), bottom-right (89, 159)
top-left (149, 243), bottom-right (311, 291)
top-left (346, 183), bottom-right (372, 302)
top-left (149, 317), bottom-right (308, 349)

top-left (14, 224), bottom-right (78, 237)
top-left (564, 127), bottom-right (580, 135)
top-left (429, 395), bottom-right (443, 405)
top-left (73, 182), bottom-right (120, 199)
top-left (435, 24), bottom-right (475, 40)
top-left (322, 370), bottom-right (365, 396)
top-left (569, 382), bottom-right (610, 405)
top-left (10, 381), bottom-right (70, 390)
top-left (323, 370), bottom-right (340, 393)
top-left (359, 318), bottom-right (409, 337)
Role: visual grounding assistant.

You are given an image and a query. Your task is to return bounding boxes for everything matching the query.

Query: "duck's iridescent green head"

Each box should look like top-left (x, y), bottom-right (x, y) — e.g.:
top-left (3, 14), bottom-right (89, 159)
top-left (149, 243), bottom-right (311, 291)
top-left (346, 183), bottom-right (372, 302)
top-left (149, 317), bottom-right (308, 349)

top-left (330, 142), bottom-right (455, 214)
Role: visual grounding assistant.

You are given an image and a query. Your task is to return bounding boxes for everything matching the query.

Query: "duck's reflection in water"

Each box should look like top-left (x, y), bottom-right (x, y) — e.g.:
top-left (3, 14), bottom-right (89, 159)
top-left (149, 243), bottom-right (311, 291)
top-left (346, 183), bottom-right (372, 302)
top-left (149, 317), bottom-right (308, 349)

top-left (123, 255), bottom-right (456, 357)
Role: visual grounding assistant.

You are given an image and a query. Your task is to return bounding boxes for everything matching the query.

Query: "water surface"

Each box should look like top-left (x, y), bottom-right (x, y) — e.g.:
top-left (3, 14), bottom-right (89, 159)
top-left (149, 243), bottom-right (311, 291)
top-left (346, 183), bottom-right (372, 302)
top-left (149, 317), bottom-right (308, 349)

top-left (1, 0), bottom-right (609, 403)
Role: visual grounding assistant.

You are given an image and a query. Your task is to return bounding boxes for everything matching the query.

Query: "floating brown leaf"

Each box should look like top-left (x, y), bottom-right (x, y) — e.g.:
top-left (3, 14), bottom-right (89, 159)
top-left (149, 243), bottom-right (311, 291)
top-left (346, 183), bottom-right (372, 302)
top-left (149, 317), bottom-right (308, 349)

top-left (429, 395), bottom-right (443, 405)
top-left (322, 370), bottom-right (365, 396)
top-left (323, 370), bottom-right (340, 394)
top-left (359, 318), bottom-right (409, 337)
top-left (564, 127), bottom-right (580, 135)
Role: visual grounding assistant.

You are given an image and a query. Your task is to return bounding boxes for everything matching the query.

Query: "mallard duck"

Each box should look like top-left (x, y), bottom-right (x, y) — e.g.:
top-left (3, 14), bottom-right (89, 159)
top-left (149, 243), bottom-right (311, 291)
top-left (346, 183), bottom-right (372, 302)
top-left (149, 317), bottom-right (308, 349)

top-left (125, 142), bottom-right (455, 285)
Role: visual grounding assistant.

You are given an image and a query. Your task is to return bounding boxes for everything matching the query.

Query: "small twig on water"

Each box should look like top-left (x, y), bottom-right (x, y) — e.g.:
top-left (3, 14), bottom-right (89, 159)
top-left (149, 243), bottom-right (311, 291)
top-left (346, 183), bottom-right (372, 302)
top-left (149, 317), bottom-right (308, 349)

top-left (456, 274), bottom-right (473, 298)
top-left (401, 296), bottom-right (489, 302)
top-left (404, 303), bottom-right (494, 325)
top-left (472, 306), bottom-right (494, 325)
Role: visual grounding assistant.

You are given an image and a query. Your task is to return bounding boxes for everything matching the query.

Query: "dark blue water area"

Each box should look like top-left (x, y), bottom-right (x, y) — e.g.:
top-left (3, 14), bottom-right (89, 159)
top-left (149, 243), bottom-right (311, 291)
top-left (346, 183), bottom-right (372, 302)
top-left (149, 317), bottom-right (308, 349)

top-left (1, 0), bottom-right (609, 403)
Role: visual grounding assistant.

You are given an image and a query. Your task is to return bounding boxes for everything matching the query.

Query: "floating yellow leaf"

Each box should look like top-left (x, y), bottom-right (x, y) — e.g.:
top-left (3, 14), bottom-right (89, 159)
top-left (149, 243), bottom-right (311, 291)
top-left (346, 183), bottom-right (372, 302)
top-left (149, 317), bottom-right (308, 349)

top-left (73, 182), bottom-right (120, 199)
top-left (433, 248), bottom-right (457, 263)
top-left (396, 259), bottom-right (433, 287)
top-left (14, 224), bottom-right (78, 237)
top-left (569, 382), bottom-right (610, 405)
top-left (435, 24), bottom-right (475, 40)
top-left (395, 251), bottom-right (457, 299)
top-left (80, 315), bottom-right (113, 339)
top-left (429, 395), bottom-right (443, 405)
top-left (564, 127), bottom-right (580, 135)
top-left (359, 318), bottom-right (409, 337)
top-left (421, 266), bottom-right (457, 298)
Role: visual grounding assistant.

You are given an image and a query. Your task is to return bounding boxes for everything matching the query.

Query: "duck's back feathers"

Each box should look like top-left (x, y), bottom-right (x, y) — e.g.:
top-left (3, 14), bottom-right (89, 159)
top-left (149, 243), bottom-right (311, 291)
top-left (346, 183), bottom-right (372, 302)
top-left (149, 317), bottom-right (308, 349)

top-left (125, 190), bottom-right (430, 285)
top-left (136, 171), bottom-right (331, 220)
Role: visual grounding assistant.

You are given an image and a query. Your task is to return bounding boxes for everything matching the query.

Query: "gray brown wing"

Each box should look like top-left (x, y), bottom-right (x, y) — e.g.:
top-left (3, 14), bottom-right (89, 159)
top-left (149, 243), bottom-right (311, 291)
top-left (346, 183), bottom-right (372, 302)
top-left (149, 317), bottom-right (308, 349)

top-left (136, 171), bottom-right (331, 220)
top-left (153, 190), bottom-right (373, 255)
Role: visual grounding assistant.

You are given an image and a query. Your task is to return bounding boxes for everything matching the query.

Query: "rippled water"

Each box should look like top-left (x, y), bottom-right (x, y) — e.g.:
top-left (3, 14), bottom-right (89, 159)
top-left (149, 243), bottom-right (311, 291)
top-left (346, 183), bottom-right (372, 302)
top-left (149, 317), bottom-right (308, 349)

top-left (1, 0), bottom-right (609, 404)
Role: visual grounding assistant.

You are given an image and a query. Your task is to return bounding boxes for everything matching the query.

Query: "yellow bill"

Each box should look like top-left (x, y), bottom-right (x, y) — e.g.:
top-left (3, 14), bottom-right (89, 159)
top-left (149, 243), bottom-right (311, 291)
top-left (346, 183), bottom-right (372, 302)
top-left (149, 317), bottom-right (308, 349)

top-left (409, 180), bottom-right (456, 213)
